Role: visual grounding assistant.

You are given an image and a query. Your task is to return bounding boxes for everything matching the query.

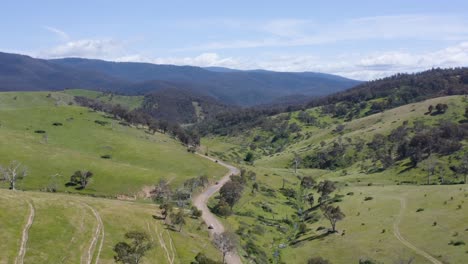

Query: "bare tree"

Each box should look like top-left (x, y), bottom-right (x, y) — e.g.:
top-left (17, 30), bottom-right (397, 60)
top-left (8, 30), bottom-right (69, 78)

top-left (293, 152), bottom-right (301, 174)
top-left (421, 156), bottom-right (438, 184)
top-left (150, 178), bottom-right (172, 203)
top-left (0, 161), bottom-right (28, 190)
top-left (170, 211), bottom-right (186, 232)
top-left (213, 232), bottom-right (237, 264)
top-left (321, 205), bottom-right (345, 233)
top-left (457, 153), bottom-right (468, 184)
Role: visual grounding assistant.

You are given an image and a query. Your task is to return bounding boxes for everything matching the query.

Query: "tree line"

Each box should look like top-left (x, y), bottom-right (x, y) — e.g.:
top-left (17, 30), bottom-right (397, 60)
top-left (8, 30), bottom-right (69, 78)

top-left (74, 96), bottom-right (200, 146)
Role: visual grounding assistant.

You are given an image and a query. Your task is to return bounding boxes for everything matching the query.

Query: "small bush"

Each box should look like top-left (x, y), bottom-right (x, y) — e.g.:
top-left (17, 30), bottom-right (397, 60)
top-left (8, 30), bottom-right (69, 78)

top-left (94, 120), bottom-right (109, 126)
top-left (364, 196), bottom-right (373, 201)
top-left (52, 122), bottom-right (63, 126)
top-left (449, 240), bottom-right (465, 246)
top-left (34, 130), bottom-right (46, 134)
top-left (101, 154), bottom-right (112, 159)
top-left (346, 192), bottom-right (354, 196)
top-left (416, 208), bottom-right (424, 212)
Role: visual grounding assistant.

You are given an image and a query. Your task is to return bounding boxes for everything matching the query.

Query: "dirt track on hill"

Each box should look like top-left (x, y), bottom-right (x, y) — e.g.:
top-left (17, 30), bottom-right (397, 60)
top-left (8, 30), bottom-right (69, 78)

top-left (82, 203), bottom-right (105, 264)
top-left (391, 196), bottom-right (442, 264)
top-left (16, 200), bottom-right (35, 264)
top-left (193, 154), bottom-right (242, 264)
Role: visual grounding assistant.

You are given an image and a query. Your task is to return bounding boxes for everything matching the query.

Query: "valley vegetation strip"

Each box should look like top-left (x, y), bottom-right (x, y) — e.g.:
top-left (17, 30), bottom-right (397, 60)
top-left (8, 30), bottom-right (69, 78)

top-left (15, 200), bottom-right (35, 264)
top-left (193, 153), bottom-right (242, 264)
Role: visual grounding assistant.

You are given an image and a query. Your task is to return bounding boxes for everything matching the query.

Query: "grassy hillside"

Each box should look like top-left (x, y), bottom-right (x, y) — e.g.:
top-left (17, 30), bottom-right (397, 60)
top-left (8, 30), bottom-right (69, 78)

top-left (203, 95), bottom-right (467, 184)
top-left (201, 95), bottom-right (468, 263)
top-left (0, 91), bottom-right (226, 196)
top-left (0, 189), bottom-right (221, 264)
top-left (211, 166), bottom-right (467, 264)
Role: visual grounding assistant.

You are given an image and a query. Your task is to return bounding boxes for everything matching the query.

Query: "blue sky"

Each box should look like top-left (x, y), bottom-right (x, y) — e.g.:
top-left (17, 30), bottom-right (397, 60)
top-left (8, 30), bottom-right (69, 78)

top-left (1, 0), bottom-right (468, 80)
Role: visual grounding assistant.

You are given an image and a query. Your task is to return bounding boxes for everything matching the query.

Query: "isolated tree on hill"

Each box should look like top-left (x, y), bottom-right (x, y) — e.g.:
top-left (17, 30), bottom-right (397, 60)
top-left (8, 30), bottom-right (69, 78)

top-left (0, 161), bottom-right (27, 190)
top-left (213, 232), bottom-right (237, 264)
top-left (69, 170), bottom-right (93, 190)
top-left (171, 211), bottom-right (186, 232)
top-left (159, 202), bottom-right (173, 220)
top-left (151, 178), bottom-right (172, 203)
top-left (421, 156), bottom-right (438, 184)
top-left (113, 231), bottom-right (153, 264)
top-left (435, 103), bottom-right (448, 114)
top-left (317, 180), bottom-right (336, 204)
top-left (427, 105), bottom-right (434, 114)
top-left (219, 181), bottom-right (244, 209)
top-left (300, 176), bottom-right (315, 189)
top-left (321, 205), bottom-right (345, 233)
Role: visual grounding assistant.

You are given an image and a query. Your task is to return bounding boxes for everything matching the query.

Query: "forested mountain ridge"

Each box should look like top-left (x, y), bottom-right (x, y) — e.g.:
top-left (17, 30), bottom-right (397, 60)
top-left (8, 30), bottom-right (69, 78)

top-left (51, 57), bottom-right (361, 105)
top-left (197, 67), bottom-right (468, 136)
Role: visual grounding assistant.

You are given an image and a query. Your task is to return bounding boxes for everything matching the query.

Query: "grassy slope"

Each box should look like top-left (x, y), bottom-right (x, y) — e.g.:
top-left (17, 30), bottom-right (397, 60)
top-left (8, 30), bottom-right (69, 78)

top-left (0, 189), bottom-right (221, 264)
top-left (202, 96), bottom-right (468, 263)
top-left (210, 166), bottom-right (468, 264)
top-left (0, 91), bottom-right (226, 196)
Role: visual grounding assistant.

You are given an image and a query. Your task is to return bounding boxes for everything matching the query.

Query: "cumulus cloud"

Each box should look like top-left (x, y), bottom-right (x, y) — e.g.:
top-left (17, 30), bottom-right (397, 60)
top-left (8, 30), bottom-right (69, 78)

top-left (40, 39), bottom-right (124, 59)
top-left (134, 42), bottom-right (468, 80)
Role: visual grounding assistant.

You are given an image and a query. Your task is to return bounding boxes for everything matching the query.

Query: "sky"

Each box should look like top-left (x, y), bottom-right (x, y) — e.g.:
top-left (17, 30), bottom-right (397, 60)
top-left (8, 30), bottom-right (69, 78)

top-left (1, 0), bottom-right (468, 80)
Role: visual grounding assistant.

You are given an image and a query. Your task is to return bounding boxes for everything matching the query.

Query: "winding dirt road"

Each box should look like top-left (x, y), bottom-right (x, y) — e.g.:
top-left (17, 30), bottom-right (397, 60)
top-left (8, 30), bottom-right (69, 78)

top-left (193, 154), bottom-right (242, 264)
top-left (391, 196), bottom-right (442, 264)
top-left (15, 200), bottom-right (35, 264)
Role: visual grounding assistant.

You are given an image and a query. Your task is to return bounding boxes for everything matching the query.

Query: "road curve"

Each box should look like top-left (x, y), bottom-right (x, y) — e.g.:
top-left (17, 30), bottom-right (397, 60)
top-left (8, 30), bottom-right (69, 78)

top-left (391, 196), bottom-right (442, 264)
top-left (193, 153), bottom-right (242, 264)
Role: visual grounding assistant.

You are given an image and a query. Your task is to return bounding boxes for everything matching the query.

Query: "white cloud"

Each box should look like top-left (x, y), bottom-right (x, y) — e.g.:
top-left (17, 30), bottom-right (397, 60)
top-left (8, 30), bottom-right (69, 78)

top-left (178, 14), bottom-right (468, 51)
top-left (40, 39), bottom-right (124, 59)
top-left (116, 52), bottom-right (241, 68)
top-left (43, 26), bottom-right (70, 41)
top-left (136, 42), bottom-right (468, 80)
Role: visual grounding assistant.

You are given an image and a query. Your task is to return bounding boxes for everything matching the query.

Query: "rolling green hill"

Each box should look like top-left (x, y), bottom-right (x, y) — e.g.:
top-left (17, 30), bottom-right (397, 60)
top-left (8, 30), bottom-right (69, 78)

top-left (0, 91), bottom-right (226, 196)
top-left (0, 189), bottom-right (221, 264)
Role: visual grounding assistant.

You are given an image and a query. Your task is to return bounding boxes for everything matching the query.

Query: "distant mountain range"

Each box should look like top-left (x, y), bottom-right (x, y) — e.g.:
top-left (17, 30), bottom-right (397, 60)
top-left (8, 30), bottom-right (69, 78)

top-left (0, 52), bottom-right (361, 106)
